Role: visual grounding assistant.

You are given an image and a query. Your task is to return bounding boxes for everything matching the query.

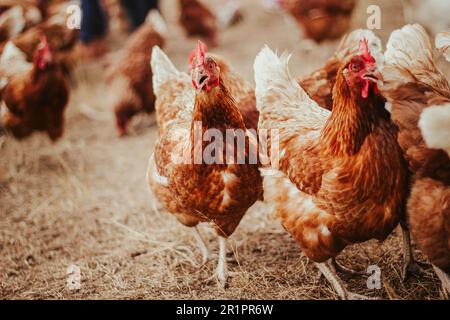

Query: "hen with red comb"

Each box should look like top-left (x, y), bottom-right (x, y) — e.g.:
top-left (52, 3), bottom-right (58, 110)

top-left (1, 37), bottom-right (69, 141)
top-left (148, 43), bottom-right (262, 288)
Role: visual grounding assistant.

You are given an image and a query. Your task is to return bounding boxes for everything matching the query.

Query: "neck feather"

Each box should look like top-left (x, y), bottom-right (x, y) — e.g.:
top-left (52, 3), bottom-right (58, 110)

top-left (321, 74), bottom-right (389, 155)
top-left (189, 80), bottom-right (246, 162)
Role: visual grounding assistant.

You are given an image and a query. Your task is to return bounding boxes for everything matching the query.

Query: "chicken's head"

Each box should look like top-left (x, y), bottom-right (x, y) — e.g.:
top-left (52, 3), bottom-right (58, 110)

top-left (33, 36), bottom-right (54, 70)
top-left (190, 41), bottom-right (220, 93)
top-left (342, 38), bottom-right (382, 99)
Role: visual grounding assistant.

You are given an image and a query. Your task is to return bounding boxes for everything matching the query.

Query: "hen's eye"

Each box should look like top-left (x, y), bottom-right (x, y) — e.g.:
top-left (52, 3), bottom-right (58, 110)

top-left (350, 63), bottom-right (360, 72)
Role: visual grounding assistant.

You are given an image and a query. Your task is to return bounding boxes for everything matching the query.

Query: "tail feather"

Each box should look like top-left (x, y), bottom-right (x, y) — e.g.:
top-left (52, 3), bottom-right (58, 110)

top-left (254, 46), bottom-right (306, 110)
top-left (384, 24), bottom-right (449, 92)
top-left (151, 46), bottom-right (179, 95)
top-left (419, 103), bottom-right (450, 156)
top-left (253, 45), bottom-right (329, 131)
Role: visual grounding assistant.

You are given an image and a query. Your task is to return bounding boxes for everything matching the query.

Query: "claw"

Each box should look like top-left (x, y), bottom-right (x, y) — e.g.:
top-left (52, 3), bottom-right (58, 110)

top-left (203, 237), bottom-right (232, 289)
top-left (315, 260), bottom-right (379, 300)
top-left (332, 258), bottom-right (366, 276)
top-left (402, 260), bottom-right (432, 281)
top-left (432, 265), bottom-right (450, 296)
top-left (400, 222), bottom-right (432, 281)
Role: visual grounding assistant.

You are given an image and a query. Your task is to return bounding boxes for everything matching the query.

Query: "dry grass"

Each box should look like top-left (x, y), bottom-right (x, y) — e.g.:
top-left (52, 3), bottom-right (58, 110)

top-left (0, 0), bottom-right (448, 300)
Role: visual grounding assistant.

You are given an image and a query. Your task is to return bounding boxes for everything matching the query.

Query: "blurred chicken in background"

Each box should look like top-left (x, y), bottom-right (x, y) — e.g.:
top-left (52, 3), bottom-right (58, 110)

top-left (0, 3), bottom-right (42, 43)
top-left (0, 0), bottom-right (80, 78)
top-left (278, 0), bottom-right (357, 43)
top-left (383, 24), bottom-right (450, 294)
top-left (179, 0), bottom-right (218, 47)
top-left (0, 37), bottom-right (69, 141)
top-left (105, 10), bottom-right (166, 136)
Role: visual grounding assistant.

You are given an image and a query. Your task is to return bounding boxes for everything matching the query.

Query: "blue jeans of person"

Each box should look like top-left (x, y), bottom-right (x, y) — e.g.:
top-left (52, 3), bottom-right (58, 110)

top-left (121, 0), bottom-right (159, 30)
top-left (80, 0), bottom-right (159, 43)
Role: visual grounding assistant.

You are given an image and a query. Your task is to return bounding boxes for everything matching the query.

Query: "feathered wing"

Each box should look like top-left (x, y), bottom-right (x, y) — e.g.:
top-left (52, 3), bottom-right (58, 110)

top-left (151, 46), bottom-right (194, 133)
top-left (384, 24), bottom-right (450, 94)
top-left (436, 31), bottom-right (450, 62)
top-left (254, 46), bottom-right (329, 188)
top-left (149, 46), bottom-right (194, 193)
top-left (419, 103), bottom-right (450, 156)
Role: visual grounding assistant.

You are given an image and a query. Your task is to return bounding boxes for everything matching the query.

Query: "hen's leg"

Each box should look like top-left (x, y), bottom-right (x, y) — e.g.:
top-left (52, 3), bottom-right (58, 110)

top-left (315, 260), bottom-right (375, 300)
top-left (433, 265), bottom-right (450, 295)
top-left (193, 226), bottom-right (210, 265)
top-left (400, 222), bottom-right (430, 281)
top-left (331, 258), bottom-right (366, 276)
top-left (216, 236), bottom-right (229, 289)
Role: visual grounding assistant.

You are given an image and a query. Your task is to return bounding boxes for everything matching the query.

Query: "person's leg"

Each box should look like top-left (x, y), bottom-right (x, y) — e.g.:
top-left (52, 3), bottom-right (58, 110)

top-left (80, 0), bottom-right (108, 43)
top-left (120, 0), bottom-right (159, 30)
top-left (148, 0), bottom-right (159, 11)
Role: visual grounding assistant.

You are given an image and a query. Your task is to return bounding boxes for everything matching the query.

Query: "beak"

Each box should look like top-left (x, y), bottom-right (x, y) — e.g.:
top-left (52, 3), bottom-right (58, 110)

top-left (192, 66), bottom-right (209, 91)
top-left (363, 65), bottom-right (383, 84)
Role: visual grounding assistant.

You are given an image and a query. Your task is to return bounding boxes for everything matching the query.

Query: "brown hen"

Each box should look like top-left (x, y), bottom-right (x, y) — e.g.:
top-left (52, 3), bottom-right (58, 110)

top-left (383, 24), bottom-right (450, 293)
top-left (148, 42), bottom-right (262, 288)
top-left (179, 0), bottom-right (218, 47)
top-left (0, 37), bottom-right (69, 141)
top-left (105, 10), bottom-right (166, 136)
top-left (282, 0), bottom-right (357, 43)
top-left (254, 40), bottom-right (409, 299)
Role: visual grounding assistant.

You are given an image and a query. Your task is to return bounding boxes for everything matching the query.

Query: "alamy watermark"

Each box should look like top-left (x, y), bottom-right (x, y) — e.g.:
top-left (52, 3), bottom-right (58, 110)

top-left (168, 122), bottom-right (280, 168)
top-left (66, 264), bottom-right (81, 290)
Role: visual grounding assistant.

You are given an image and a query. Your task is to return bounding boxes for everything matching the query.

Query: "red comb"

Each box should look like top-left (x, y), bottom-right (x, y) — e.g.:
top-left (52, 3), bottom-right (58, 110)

top-left (188, 40), bottom-right (207, 66)
top-left (358, 37), bottom-right (375, 63)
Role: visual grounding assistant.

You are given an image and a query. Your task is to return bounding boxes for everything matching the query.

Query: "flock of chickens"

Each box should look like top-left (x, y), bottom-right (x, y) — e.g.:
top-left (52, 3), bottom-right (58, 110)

top-left (1, 0), bottom-right (450, 300)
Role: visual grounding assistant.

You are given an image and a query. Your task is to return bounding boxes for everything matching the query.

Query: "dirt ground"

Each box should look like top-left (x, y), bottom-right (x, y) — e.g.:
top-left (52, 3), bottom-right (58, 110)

top-left (0, 0), bottom-right (448, 300)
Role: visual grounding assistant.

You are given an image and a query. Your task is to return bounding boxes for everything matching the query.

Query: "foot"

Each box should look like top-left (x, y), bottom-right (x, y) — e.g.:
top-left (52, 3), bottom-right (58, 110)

top-left (332, 258), bottom-right (366, 276)
top-left (315, 260), bottom-right (378, 300)
top-left (203, 237), bottom-right (234, 289)
top-left (400, 223), bottom-right (432, 281)
top-left (433, 265), bottom-right (450, 295)
top-left (402, 259), bottom-right (431, 281)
